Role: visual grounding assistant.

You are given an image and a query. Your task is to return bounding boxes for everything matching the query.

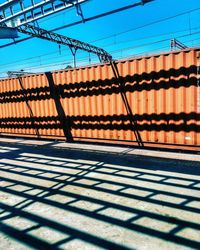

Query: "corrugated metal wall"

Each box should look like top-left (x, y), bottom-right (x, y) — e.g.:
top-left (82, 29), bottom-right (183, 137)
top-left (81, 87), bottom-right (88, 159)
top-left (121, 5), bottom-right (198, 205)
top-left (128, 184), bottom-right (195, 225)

top-left (0, 48), bottom-right (199, 147)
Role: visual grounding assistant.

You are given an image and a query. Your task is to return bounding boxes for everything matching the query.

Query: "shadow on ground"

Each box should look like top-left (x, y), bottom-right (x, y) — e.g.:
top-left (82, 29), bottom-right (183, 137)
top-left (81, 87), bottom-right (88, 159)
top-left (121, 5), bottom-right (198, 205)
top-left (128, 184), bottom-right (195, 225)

top-left (0, 144), bottom-right (200, 249)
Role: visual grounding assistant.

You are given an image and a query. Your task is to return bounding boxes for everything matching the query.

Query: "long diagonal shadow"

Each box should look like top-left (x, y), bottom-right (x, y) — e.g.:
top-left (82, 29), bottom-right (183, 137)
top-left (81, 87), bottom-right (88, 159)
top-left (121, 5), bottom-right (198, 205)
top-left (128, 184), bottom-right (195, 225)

top-left (17, 77), bottom-right (40, 138)
top-left (45, 71), bottom-right (73, 142)
top-left (110, 61), bottom-right (144, 147)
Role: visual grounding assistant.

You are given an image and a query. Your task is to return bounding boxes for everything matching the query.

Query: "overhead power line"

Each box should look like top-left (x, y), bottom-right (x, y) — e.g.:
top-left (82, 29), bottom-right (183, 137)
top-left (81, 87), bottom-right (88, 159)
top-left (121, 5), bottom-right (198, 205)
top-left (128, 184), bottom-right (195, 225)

top-left (0, 0), bottom-right (154, 48)
top-left (1, 25), bottom-right (198, 69)
top-left (1, 40), bottom-right (199, 76)
top-left (0, 29), bottom-right (199, 71)
top-left (1, 31), bottom-right (200, 74)
top-left (92, 8), bottom-right (200, 43)
top-left (0, 0), bottom-right (155, 69)
top-left (0, 38), bottom-right (199, 77)
top-left (1, 5), bottom-right (200, 50)
top-left (2, 1), bottom-right (200, 49)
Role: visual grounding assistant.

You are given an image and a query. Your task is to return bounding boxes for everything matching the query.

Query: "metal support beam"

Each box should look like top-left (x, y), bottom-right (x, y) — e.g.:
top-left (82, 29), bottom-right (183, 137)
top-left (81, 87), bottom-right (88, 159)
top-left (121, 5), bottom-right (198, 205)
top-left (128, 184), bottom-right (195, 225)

top-left (17, 23), bottom-right (112, 63)
top-left (0, 0), bottom-right (20, 11)
top-left (0, 0), bottom-right (89, 27)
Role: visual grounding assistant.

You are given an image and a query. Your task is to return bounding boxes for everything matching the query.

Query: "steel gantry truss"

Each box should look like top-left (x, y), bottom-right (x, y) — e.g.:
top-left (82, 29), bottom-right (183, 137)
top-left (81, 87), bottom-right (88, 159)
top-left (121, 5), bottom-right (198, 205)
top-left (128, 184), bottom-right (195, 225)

top-left (17, 23), bottom-right (113, 63)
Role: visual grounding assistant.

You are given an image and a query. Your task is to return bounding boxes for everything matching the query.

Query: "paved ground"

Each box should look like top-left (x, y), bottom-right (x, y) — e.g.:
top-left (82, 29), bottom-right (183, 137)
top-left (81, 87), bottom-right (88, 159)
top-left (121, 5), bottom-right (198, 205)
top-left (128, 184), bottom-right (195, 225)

top-left (0, 138), bottom-right (200, 249)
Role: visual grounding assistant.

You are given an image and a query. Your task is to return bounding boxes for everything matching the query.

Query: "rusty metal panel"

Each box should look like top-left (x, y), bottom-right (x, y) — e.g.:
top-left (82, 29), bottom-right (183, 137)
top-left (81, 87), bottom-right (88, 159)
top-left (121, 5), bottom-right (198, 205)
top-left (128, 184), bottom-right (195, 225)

top-left (0, 48), bottom-right (199, 148)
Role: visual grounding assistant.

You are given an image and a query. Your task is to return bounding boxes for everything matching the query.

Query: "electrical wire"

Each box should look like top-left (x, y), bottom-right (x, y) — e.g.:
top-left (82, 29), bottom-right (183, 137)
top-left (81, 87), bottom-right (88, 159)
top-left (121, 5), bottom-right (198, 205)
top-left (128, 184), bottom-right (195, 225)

top-left (1, 34), bottom-right (199, 76)
top-left (0, 0), bottom-right (151, 48)
top-left (107, 31), bottom-right (200, 55)
top-left (92, 7), bottom-right (200, 43)
top-left (99, 26), bottom-right (200, 48)
top-left (0, 5), bottom-right (200, 49)
top-left (0, 25), bottom-right (199, 70)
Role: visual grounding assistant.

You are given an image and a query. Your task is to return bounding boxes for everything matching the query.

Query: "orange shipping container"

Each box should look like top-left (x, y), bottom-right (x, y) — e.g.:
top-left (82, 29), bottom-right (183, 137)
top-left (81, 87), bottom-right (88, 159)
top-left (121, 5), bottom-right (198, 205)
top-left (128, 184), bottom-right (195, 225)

top-left (0, 48), bottom-right (199, 148)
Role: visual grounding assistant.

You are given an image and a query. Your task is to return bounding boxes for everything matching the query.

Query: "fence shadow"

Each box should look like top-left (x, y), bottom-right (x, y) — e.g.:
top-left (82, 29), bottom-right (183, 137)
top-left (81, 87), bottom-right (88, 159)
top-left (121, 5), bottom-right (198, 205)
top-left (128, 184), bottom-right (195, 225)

top-left (0, 144), bottom-right (200, 249)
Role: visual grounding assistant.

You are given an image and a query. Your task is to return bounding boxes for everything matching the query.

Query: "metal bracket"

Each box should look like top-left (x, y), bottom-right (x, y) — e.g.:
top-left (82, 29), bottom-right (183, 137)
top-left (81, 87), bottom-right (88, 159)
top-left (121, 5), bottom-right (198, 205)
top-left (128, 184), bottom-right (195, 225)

top-left (170, 38), bottom-right (187, 51)
top-left (74, 0), bottom-right (85, 22)
top-left (69, 46), bottom-right (78, 67)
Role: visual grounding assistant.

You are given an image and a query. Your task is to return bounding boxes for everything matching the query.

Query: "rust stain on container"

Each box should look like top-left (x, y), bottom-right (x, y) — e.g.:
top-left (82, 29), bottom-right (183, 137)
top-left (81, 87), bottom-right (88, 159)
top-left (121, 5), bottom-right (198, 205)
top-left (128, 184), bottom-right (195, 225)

top-left (0, 48), bottom-right (199, 148)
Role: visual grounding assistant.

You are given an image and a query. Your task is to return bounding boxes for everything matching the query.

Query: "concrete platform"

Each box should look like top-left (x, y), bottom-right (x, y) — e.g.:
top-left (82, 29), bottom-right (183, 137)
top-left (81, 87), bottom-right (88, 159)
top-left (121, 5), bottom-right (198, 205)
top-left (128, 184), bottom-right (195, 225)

top-left (0, 138), bottom-right (200, 249)
top-left (0, 137), bottom-right (199, 161)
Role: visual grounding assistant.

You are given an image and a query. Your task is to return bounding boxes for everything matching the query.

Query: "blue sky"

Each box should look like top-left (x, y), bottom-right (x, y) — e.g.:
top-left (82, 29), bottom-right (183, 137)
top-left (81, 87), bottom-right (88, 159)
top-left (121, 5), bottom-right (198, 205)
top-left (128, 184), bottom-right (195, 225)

top-left (0, 0), bottom-right (200, 76)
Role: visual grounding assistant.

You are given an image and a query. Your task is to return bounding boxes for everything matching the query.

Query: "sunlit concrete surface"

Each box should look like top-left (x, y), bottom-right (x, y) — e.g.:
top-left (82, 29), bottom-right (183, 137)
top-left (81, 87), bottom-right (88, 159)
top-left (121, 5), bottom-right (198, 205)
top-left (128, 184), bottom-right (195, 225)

top-left (0, 141), bottom-right (200, 250)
